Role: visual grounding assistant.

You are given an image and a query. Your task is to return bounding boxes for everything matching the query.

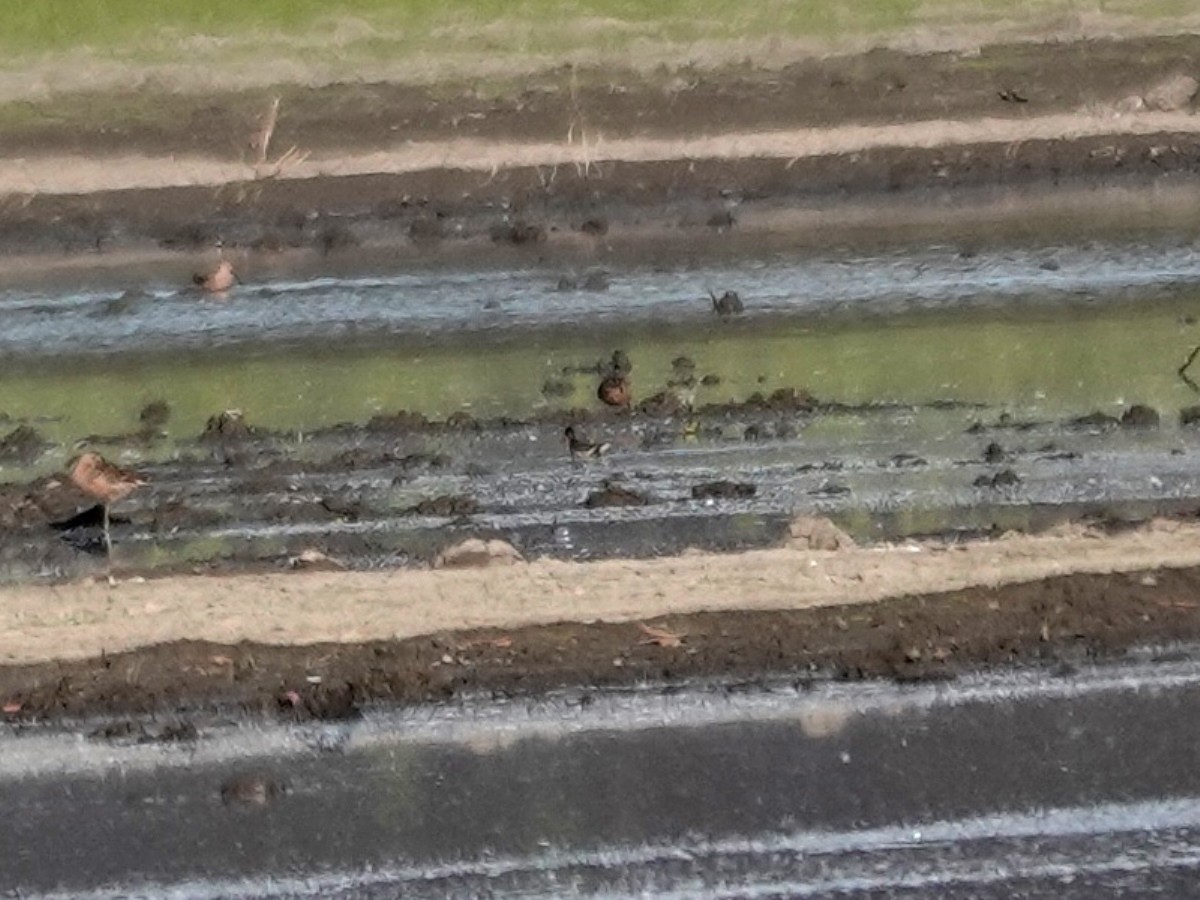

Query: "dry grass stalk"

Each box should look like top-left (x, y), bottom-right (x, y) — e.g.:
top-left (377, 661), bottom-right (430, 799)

top-left (567, 65), bottom-right (603, 179)
top-left (249, 97), bottom-right (310, 180)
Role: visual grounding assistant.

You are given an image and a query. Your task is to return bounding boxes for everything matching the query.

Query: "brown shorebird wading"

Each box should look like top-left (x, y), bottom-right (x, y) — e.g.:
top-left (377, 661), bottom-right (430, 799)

top-left (597, 372), bottom-right (631, 408)
top-left (596, 351), bottom-right (633, 409)
top-left (193, 259), bottom-right (237, 294)
top-left (68, 452), bottom-right (147, 573)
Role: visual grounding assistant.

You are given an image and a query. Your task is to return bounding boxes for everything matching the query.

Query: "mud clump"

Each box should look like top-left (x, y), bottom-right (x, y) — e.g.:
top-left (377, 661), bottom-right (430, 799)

top-left (445, 411), bottom-right (480, 431)
top-left (983, 442), bottom-right (1007, 464)
top-left (395, 452), bottom-right (452, 473)
top-left (1069, 411), bottom-right (1120, 430)
top-left (329, 447), bottom-right (394, 470)
top-left (585, 482), bottom-right (652, 508)
top-left (221, 773), bottom-right (285, 807)
top-left (707, 210), bottom-right (736, 230)
top-left (787, 516), bottom-right (855, 551)
top-left (542, 378), bottom-right (573, 398)
top-left (692, 480), bottom-right (757, 500)
top-left (722, 387), bottom-right (816, 414)
top-left (974, 468), bottom-right (1022, 488)
top-left (366, 410), bottom-right (429, 432)
top-left (409, 215), bottom-right (447, 242)
top-left (1180, 406), bottom-right (1200, 427)
top-left (315, 223), bottom-right (360, 255)
top-left (434, 538), bottom-right (523, 569)
top-left (810, 481), bottom-right (850, 497)
top-left (671, 356), bottom-right (696, 373)
top-left (556, 270), bottom-right (610, 292)
top-left (278, 681), bottom-right (362, 721)
top-left (249, 229), bottom-right (299, 253)
top-left (1143, 73), bottom-right (1199, 111)
top-left (887, 453), bottom-right (927, 468)
top-left (288, 548), bottom-right (347, 571)
top-left (139, 399), bottom-right (171, 431)
top-left (319, 493), bottom-right (367, 521)
top-left (151, 498), bottom-right (223, 534)
top-left (157, 221), bottom-right (219, 250)
top-left (579, 217), bottom-right (609, 236)
top-left (410, 495), bottom-right (479, 517)
top-left (1120, 404), bottom-right (1160, 428)
top-left (637, 391), bottom-right (689, 417)
top-left (0, 425), bottom-right (48, 464)
top-left (200, 410), bottom-right (253, 442)
top-left (490, 220), bottom-right (545, 245)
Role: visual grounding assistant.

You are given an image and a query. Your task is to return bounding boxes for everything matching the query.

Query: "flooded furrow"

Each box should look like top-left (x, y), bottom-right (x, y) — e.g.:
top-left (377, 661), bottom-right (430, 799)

top-left (5, 401), bottom-right (1200, 581)
top-left (5, 231), bottom-right (1200, 580)
top-left (7, 654), bottom-right (1200, 897)
top-left (4, 239), bottom-right (1200, 360)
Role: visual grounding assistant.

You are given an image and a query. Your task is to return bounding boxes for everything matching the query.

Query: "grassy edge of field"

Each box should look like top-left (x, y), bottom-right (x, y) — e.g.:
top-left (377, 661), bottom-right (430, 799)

top-left (2, 0), bottom-right (1198, 99)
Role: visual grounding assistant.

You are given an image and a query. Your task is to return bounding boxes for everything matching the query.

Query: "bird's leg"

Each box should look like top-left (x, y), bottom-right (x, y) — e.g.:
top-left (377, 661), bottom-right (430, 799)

top-left (103, 503), bottom-right (115, 585)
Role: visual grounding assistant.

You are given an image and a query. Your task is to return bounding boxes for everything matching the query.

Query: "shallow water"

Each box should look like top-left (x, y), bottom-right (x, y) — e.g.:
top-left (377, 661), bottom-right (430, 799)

top-left (4, 242), bottom-right (1200, 475)
top-left (7, 233), bottom-right (1200, 579)
top-left (6, 653), bottom-right (1200, 897)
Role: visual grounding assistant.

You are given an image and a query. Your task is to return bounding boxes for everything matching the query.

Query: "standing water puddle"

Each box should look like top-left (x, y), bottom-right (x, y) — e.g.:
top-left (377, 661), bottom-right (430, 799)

top-left (5, 236), bottom-right (1200, 579)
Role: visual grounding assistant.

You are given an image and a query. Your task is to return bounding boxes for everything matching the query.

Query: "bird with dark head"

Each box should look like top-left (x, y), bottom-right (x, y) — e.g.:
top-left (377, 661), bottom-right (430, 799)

top-left (193, 259), bottom-right (237, 294)
top-left (709, 289), bottom-right (744, 317)
top-left (564, 426), bottom-right (611, 461)
top-left (67, 451), bottom-right (147, 577)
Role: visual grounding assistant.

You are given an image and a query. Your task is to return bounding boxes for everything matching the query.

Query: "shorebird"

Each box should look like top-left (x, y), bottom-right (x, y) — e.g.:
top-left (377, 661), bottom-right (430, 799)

top-left (597, 372), bottom-right (631, 408)
top-left (597, 350), bottom-right (633, 409)
top-left (193, 258), bottom-right (237, 294)
top-left (709, 289), bottom-right (744, 317)
top-left (564, 426), bottom-right (611, 461)
top-left (67, 451), bottom-right (147, 574)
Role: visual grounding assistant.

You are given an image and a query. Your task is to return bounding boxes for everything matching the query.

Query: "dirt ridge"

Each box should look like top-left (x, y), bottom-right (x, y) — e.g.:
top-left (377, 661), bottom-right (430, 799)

top-left (4, 518), bottom-right (1200, 666)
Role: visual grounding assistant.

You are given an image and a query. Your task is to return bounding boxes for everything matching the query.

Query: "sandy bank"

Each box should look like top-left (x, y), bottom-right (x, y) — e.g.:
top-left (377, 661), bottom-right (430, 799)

top-left (3, 518), bottom-right (1198, 665)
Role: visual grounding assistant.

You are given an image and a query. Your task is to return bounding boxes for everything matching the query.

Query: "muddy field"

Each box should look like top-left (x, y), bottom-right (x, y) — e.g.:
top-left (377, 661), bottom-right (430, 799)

top-left (3, 560), bottom-right (1200, 725)
top-left (4, 33), bottom-right (1200, 725)
top-left (1, 35), bottom-right (1199, 265)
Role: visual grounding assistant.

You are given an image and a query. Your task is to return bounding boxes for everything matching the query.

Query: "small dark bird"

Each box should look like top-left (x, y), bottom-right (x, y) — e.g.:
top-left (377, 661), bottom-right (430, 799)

top-left (710, 289), bottom-right (744, 316)
top-left (565, 426), bottom-right (611, 460)
top-left (67, 451), bottom-right (148, 573)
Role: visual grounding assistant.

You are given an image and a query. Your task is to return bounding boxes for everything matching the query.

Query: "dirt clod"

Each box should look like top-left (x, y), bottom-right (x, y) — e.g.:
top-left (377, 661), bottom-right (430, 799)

top-left (434, 538), bottom-right (523, 569)
top-left (692, 480), bottom-right (757, 500)
top-left (787, 516), bottom-right (855, 551)
top-left (1144, 73), bottom-right (1199, 111)
top-left (1070, 411), bottom-right (1120, 430)
top-left (0, 425), bottom-right (48, 464)
top-left (221, 772), bottom-right (284, 807)
top-left (1121, 404), bottom-right (1160, 428)
top-left (585, 482), bottom-right (651, 508)
top-left (410, 495), bottom-right (479, 517)
top-left (490, 220), bottom-right (545, 245)
top-left (200, 410), bottom-right (252, 441)
top-left (975, 468), bottom-right (1022, 488)
top-left (138, 400), bottom-right (171, 431)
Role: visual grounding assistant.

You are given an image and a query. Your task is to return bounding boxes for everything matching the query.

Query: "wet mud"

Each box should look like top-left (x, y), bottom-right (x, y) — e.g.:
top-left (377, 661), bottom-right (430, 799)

top-left (3, 34), bottom-right (1200, 726)
top-left (3, 564), bottom-right (1200, 724)
top-left (3, 386), bottom-right (1199, 584)
top-left (1, 35), bottom-right (1199, 267)
top-left (4, 131), bottom-right (1200, 267)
